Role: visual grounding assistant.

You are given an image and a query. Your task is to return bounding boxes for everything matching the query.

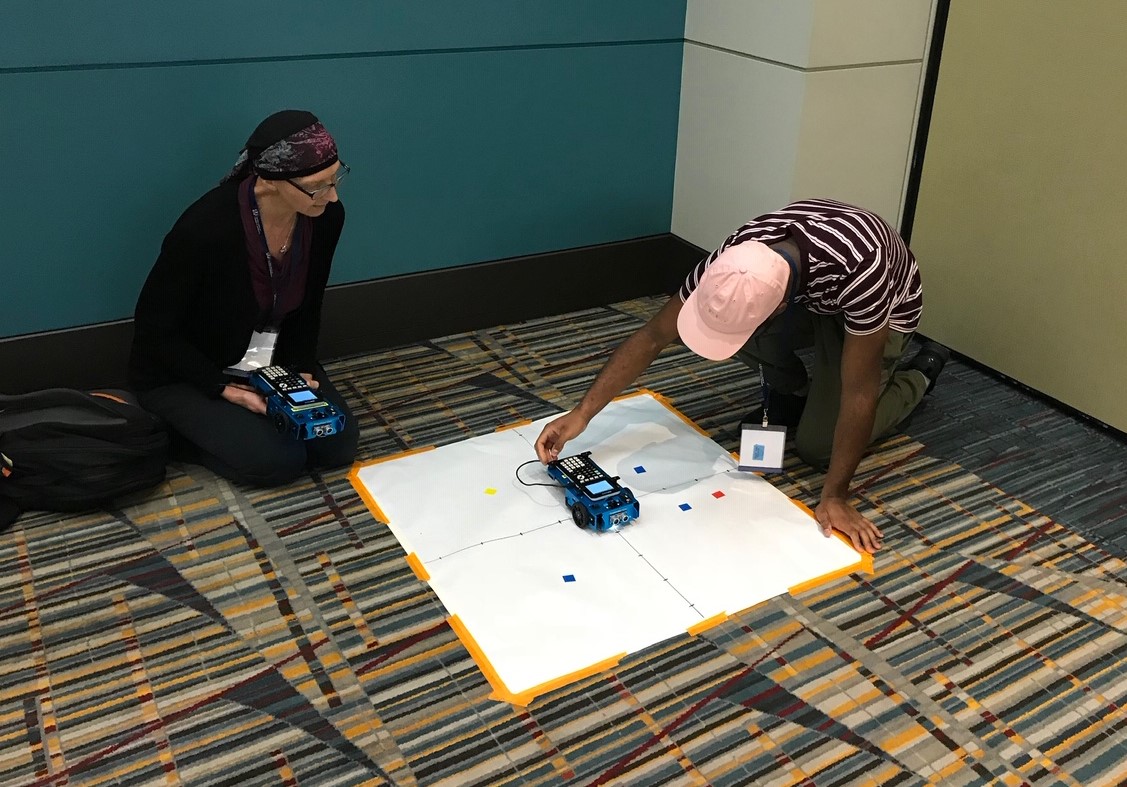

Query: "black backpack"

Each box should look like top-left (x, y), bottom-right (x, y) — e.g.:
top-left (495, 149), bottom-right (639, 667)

top-left (0, 389), bottom-right (170, 529)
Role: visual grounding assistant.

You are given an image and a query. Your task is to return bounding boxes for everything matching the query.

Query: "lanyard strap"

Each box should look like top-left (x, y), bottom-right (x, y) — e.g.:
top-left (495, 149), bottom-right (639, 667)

top-left (248, 189), bottom-right (298, 327)
top-left (760, 246), bottom-right (800, 427)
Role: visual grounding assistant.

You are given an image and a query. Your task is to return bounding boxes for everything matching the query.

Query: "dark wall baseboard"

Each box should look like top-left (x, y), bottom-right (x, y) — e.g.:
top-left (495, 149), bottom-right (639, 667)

top-left (916, 333), bottom-right (1127, 445)
top-left (0, 234), bottom-right (703, 394)
top-left (0, 320), bottom-right (137, 396)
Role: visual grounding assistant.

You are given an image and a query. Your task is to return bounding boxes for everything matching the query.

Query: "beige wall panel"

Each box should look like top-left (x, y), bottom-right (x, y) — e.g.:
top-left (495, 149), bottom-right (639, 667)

top-left (911, 0), bottom-right (1127, 429)
top-left (672, 43), bottom-right (806, 251)
top-left (685, 0), bottom-right (931, 68)
top-left (808, 0), bottom-right (932, 67)
top-left (791, 63), bottom-right (922, 227)
top-left (684, 0), bottom-right (815, 67)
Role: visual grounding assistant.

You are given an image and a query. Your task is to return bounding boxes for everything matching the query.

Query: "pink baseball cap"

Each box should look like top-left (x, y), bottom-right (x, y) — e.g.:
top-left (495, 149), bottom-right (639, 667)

top-left (677, 242), bottom-right (791, 360)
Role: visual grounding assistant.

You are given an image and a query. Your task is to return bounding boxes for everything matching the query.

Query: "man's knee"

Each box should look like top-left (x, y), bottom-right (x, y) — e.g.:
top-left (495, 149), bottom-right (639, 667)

top-left (794, 423), bottom-right (832, 471)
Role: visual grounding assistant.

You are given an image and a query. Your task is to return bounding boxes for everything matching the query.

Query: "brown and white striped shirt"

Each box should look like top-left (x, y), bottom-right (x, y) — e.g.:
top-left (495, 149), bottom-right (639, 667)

top-left (680, 199), bottom-right (923, 336)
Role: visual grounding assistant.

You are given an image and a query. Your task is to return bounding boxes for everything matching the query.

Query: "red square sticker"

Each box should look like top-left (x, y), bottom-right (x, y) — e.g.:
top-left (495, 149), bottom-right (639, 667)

top-left (712, 491), bottom-right (725, 499)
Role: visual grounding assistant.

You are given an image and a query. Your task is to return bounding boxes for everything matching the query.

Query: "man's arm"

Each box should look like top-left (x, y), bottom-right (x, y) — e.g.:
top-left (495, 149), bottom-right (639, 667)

top-left (534, 296), bottom-right (683, 462)
top-left (814, 324), bottom-right (887, 552)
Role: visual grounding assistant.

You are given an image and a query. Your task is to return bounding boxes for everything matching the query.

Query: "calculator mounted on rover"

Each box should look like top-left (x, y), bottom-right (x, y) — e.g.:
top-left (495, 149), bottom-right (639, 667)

top-left (249, 366), bottom-right (345, 441)
top-left (546, 451), bottom-right (639, 532)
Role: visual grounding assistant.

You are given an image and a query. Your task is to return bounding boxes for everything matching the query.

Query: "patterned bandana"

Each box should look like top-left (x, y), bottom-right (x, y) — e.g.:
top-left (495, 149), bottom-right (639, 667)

top-left (222, 110), bottom-right (339, 183)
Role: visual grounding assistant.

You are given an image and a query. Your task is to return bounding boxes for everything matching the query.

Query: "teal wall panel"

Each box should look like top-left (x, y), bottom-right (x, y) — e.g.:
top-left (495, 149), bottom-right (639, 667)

top-left (0, 40), bottom-right (684, 337)
top-left (0, 1), bottom-right (686, 68)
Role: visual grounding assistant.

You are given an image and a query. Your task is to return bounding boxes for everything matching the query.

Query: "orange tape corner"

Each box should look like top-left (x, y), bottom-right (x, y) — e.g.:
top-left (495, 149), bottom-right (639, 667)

top-left (450, 613), bottom-right (626, 706)
top-left (787, 551), bottom-right (871, 596)
top-left (448, 615), bottom-right (511, 702)
top-left (350, 478), bottom-right (391, 525)
top-left (648, 391), bottom-right (711, 438)
top-left (859, 551), bottom-right (875, 575)
top-left (350, 446), bottom-right (440, 524)
top-left (506, 652), bottom-right (627, 706)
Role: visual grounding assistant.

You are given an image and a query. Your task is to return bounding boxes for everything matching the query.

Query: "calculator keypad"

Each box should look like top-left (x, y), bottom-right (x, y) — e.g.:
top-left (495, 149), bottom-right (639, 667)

top-left (558, 454), bottom-right (610, 485)
top-left (260, 366), bottom-right (307, 393)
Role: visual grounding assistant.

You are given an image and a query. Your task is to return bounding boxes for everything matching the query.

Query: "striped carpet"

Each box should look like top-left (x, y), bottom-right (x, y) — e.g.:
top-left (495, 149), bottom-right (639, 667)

top-left (2, 297), bottom-right (1125, 786)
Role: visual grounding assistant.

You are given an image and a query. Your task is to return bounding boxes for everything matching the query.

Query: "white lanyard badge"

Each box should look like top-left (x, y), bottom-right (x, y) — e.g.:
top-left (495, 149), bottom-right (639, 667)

top-left (738, 247), bottom-right (800, 475)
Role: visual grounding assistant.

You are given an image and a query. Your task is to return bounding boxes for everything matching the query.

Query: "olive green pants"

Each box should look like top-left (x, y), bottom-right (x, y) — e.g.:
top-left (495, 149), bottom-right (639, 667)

top-left (736, 308), bottom-right (929, 469)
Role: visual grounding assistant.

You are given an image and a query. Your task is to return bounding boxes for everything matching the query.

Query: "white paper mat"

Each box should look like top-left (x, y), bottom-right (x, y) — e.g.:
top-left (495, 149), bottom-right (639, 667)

top-left (353, 393), bottom-right (865, 703)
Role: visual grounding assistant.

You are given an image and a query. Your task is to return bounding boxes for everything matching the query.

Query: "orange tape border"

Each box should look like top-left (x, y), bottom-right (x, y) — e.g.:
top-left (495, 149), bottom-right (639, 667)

top-left (494, 418), bottom-right (532, 432)
top-left (405, 553), bottom-right (430, 582)
top-left (687, 612), bottom-right (729, 636)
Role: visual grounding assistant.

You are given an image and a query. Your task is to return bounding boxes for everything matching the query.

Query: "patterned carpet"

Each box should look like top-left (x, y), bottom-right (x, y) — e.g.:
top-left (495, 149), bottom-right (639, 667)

top-left (2, 297), bottom-right (1125, 786)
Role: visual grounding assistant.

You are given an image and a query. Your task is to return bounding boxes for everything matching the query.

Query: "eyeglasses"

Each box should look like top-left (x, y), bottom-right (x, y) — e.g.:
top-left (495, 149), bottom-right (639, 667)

top-left (287, 162), bottom-right (350, 199)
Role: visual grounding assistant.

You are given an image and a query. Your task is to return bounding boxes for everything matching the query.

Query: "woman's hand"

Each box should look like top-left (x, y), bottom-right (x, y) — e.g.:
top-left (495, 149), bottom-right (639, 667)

top-left (221, 383), bottom-right (268, 415)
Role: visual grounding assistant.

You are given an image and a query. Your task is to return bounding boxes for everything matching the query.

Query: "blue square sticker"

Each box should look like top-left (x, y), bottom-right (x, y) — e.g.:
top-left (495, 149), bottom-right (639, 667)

top-left (563, 574), bottom-right (576, 583)
top-left (752, 444), bottom-right (765, 461)
top-left (633, 465), bottom-right (646, 474)
top-left (679, 503), bottom-right (692, 512)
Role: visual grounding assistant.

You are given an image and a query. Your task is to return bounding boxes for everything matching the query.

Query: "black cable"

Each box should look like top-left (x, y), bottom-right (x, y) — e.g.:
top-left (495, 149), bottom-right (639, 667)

top-left (515, 459), bottom-right (559, 488)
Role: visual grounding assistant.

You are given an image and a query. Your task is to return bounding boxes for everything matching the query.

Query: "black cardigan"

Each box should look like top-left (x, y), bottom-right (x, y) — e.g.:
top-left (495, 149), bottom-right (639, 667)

top-left (129, 180), bottom-right (345, 394)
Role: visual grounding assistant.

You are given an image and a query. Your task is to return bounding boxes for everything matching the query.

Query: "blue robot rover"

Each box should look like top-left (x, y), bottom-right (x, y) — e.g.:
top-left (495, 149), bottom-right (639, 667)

top-left (249, 366), bottom-right (345, 441)
top-left (546, 452), bottom-right (640, 532)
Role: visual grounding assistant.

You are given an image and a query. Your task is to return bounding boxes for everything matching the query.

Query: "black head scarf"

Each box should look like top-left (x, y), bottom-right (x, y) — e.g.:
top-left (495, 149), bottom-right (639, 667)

top-left (221, 109), bottom-right (339, 184)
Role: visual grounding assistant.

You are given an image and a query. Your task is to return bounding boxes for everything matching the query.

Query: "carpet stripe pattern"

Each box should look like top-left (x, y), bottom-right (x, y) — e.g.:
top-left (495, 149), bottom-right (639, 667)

top-left (1, 297), bottom-right (1125, 785)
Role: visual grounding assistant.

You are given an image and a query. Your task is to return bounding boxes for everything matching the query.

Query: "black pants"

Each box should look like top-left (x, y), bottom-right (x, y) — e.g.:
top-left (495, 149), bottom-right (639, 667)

top-left (138, 364), bottom-right (360, 487)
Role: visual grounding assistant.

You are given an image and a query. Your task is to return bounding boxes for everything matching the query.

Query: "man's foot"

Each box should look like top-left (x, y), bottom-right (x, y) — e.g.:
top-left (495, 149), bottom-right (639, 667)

top-left (904, 341), bottom-right (950, 394)
top-left (742, 392), bottom-right (807, 428)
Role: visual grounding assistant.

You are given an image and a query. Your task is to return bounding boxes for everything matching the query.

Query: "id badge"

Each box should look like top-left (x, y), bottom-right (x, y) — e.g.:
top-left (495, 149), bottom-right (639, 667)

top-left (225, 329), bottom-right (279, 377)
top-left (738, 424), bottom-right (787, 474)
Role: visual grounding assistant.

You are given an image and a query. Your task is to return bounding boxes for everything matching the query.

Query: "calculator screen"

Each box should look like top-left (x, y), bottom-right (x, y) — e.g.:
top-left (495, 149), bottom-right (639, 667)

top-left (585, 480), bottom-right (614, 495)
top-left (288, 390), bottom-right (318, 403)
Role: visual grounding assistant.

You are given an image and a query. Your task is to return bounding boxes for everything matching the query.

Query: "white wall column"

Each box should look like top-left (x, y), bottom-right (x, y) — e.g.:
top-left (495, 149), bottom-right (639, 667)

top-left (673, 0), bottom-right (935, 251)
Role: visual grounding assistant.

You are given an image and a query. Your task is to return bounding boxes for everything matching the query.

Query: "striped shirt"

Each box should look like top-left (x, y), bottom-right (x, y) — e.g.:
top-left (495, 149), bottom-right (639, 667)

top-left (680, 199), bottom-right (923, 335)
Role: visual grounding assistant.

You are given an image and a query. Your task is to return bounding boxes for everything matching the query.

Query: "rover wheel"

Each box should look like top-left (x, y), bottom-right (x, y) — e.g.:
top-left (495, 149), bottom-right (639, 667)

top-left (571, 502), bottom-right (591, 529)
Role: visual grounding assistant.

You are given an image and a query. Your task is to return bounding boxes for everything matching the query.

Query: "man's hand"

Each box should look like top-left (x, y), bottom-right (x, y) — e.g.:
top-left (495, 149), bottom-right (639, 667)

top-left (221, 383), bottom-right (268, 415)
top-left (535, 412), bottom-right (590, 464)
top-left (299, 372), bottom-right (320, 390)
top-left (815, 496), bottom-right (883, 553)
top-left (532, 296), bottom-right (682, 464)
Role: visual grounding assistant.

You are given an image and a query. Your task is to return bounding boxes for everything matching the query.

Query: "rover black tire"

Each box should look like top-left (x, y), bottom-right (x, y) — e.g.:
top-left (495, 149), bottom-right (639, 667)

top-left (571, 502), bottom-right (591, 529)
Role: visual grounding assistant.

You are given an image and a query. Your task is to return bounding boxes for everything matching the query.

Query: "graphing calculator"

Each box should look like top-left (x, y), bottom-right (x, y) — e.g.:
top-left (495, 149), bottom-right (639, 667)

top-left (249, 366), bottom-right (345, 441)
top-left (253, 366), bottom-right (312, 402)
top-left (551, 452), bottom-right (624, 499)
